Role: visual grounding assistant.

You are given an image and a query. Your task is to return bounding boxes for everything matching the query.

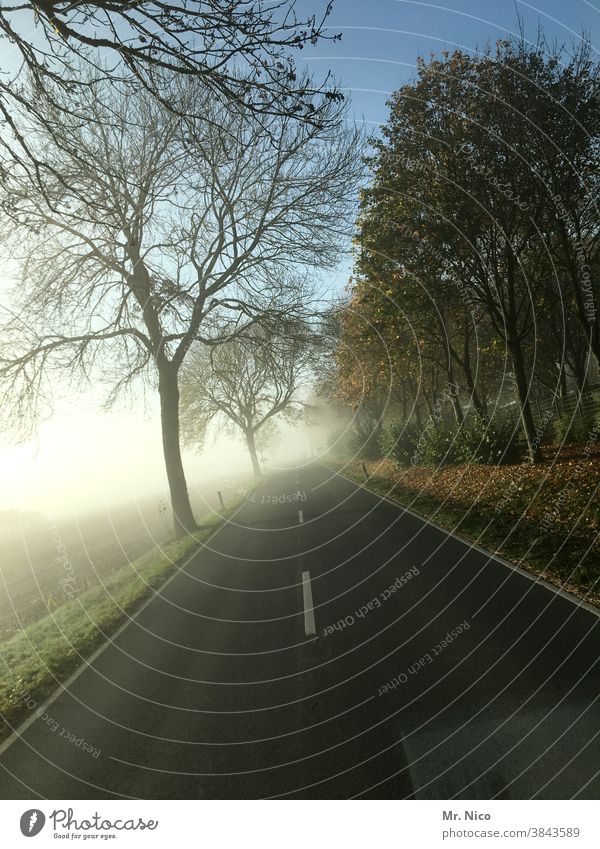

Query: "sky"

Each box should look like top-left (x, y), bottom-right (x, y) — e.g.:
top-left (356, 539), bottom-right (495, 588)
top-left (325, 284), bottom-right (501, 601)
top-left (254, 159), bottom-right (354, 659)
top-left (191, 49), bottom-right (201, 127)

top-left (0, 0), bottom-right (598, 519)
top-left (303, 0), bottom-right (600, 133)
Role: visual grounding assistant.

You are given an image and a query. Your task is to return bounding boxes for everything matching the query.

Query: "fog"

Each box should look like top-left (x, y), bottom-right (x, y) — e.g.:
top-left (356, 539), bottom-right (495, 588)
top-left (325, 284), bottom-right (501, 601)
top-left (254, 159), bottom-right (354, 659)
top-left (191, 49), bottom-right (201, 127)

top-left (0, 393), bottom-right (332, 522)
top-left (0, 396), bottom-right (256, 521)
top-left (0, 383), bottom-right (344, 641)
top-left (0, 270), bottom-right (347, 526)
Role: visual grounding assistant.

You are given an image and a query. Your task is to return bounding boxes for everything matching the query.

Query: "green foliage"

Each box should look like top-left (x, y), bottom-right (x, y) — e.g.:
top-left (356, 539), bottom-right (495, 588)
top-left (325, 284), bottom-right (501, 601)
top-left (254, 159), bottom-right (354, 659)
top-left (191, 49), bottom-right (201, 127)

top-left (454, 413), bottom-right (521, 465)
top-left (552, 411), bottom-right (599, 445)
top-left (380, 420), bottom-right (420, 466)
top-left (382, 413), bottom-right (521, 467)
top-left (417, 421), bottom-right (464, 466)
top-left (382, 418), bottom-right (462, 466)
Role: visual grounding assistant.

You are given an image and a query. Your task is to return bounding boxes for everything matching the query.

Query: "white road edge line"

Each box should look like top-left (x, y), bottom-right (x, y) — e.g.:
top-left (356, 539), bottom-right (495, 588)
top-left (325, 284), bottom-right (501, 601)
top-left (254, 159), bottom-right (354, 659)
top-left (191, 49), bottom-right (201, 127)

top-left (330, 466), bottom-right (600, 621)
top-left (302, 570), bottom-right (317, 636)
top-left (0, 496), bottom-right (252, 759)
top-left (298, 510), bottom-right (304, 524)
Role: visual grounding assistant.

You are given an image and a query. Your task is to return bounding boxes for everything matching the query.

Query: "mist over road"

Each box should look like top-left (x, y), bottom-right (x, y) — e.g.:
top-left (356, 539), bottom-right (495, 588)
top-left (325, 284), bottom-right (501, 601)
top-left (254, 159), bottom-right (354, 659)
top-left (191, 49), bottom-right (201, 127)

top-left (0, 465), bottom-right (598, 799)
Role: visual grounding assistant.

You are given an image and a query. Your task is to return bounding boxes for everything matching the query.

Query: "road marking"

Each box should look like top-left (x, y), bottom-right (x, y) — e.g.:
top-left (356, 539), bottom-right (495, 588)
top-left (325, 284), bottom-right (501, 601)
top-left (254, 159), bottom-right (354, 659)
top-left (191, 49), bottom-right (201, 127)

top-left (298, 510), bottom-right (304, 524)
top-left (330, 466), bottom-right (600, 621)
top-left (302, 570), bottom-right (317, 636)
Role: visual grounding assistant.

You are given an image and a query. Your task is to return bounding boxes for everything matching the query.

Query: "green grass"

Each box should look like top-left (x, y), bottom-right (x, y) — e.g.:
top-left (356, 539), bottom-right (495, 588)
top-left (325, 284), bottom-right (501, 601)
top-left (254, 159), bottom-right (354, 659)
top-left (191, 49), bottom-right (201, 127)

top-left (0, 490), bottom-right (253, 742)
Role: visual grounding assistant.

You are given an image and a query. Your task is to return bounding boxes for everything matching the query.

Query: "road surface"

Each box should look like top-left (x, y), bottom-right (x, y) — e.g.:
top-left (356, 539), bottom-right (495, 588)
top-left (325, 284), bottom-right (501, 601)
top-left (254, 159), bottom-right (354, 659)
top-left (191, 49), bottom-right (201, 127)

top-left (0, 464), bottom-right (598, 799)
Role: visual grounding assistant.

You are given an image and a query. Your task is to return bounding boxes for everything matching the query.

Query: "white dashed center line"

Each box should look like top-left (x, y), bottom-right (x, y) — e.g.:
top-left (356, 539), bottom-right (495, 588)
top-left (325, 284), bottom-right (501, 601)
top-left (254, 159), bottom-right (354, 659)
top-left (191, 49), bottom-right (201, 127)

top-left (298, 510), bottom-right (304, 524)
top-left (302, 570), bottom-right (316, 636)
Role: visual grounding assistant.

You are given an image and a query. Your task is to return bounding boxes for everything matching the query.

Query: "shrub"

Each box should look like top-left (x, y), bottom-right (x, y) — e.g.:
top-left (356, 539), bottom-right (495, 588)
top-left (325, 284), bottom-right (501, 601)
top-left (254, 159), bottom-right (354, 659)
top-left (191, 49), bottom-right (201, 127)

top-left (350, 429), bottom-right (382, 460)
top-left (382, 411), bottom-right (523, 468)
top-left (552, 411), bottom-right (598, 445)
top-left (380, 420), bottom-right (420, 466)
top-left (417, 420), bottom-right (464, 466)
top-left (455, 412), bottom-right (521, 465)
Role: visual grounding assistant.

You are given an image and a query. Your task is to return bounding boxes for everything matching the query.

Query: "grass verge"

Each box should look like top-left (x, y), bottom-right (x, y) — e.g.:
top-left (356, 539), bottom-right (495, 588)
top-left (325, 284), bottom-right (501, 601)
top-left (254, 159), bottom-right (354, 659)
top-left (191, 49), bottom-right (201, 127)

top-left (327, 449), bottom-right (600, 610)
top-left (0, 488), bottom-right (255, 744)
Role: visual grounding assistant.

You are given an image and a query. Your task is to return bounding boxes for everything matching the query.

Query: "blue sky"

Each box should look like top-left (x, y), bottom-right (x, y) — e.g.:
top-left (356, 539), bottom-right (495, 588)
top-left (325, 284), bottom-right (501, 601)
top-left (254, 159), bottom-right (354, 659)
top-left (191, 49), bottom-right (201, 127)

top-left (299, 0), bottom-right (600, 130)
top-left (294, 0), bottom-right (600, 293)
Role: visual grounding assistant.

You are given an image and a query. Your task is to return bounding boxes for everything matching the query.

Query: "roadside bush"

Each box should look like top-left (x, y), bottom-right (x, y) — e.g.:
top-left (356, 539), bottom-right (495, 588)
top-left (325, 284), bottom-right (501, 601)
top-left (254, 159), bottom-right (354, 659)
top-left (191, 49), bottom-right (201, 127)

top-left (382, 411), bottom-right (525, 467)
top-left (417, 421), bottom-right (464, 466)
top-left (350, 429), bottom-right (382, 460)
top-left (455, 412), bottom-right (521, 465)
top-left (552, 411), bottom-right (598, 445)
top-left (327, 428), bottom-right (355, 459)
top-left (380, 420), bottom-right (420, 466)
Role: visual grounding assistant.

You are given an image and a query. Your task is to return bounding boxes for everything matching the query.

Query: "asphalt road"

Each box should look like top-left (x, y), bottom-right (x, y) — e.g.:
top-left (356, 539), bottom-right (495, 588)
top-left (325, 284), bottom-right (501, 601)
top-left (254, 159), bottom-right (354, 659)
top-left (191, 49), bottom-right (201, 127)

top-left (0, 464), bottom-right (598, 799)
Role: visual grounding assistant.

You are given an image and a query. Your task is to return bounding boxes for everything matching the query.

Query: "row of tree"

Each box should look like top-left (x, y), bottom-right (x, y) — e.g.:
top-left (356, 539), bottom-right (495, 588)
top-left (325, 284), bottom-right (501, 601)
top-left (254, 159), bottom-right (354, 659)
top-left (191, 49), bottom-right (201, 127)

top-left (0, 2), bottom-right (362, 535)
top-left (180, 320), bottom-right (317, 477)
top-left (322, 34), bottom-right (600, 464)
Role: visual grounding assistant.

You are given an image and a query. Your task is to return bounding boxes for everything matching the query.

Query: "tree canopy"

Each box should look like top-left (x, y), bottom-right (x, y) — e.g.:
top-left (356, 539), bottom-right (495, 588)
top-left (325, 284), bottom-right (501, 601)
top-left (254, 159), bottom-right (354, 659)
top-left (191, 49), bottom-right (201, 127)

top-left (333, 35), bottom-right (600, 463)
top-left (0, 1), bottom-right (343, 171)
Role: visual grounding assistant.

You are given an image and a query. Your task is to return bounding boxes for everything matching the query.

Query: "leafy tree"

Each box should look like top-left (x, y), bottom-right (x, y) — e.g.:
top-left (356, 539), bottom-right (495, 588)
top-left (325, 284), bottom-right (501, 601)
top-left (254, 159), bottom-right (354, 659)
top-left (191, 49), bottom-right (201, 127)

top-left (354, 36), bottom-right (600, 462)
top-left (317, 297), bottom-right (392, 455)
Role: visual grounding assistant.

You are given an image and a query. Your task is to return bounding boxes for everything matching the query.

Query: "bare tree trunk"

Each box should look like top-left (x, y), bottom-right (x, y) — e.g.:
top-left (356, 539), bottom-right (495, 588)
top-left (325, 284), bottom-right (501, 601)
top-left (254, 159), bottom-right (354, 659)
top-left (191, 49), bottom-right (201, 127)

top-left (450, 391), bottom-right (463, 425)
top-left (245, 429), bottom-right (262, 477)
top-left (567, 349), bottom-right (589, 394)
top-left (158, 365), bottom-right (197, 536)
top-left (508, 336), bottom-right (544, 464)
top-left (400, 380), bottom-right (408, 421)
top-left (414, 400), bottom-right (423, 428)
top-left (461, 358), bottom-right (487, 416)
top-left (437, 312), bottom-right (463, 424)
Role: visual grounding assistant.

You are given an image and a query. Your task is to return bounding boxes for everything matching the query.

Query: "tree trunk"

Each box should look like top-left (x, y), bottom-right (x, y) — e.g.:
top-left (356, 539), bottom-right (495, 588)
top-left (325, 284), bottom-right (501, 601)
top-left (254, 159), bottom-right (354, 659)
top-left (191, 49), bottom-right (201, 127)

top-left (158, 365), bottom-right (197, 536)
top-left (445, 362), bottom-right (463, 424)
top-left (508, 336), bottom-right (544, 464)
top-left (400, 381), bottom-right (408, 421)
top-left (414, 400), bottom-right (423, 428)
top-left (461, 363), bottom-right (487, 417)
top-left (558, 223), bottom-right (600, 371)
top-left (557, 362), bottom-right (568, 399)
top-left (245, 429), bottom-right (262, 477)
top-left (450, 391), bottom-right (464, 425)
top-left (458, 324), bottom-right (487, 416)
top-left (407, 376), bottom-right (422, 426)
top-left (567, 349), bottom-right (589, 394)
top-left (444, 349), bottom-right (463, 423)
top-left (438, 312), bottom-right (463, 424)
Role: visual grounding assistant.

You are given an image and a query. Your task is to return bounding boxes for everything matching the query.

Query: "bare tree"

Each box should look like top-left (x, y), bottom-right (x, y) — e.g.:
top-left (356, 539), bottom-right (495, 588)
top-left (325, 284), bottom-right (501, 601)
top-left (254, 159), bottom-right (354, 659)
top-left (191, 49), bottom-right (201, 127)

top-left (0, 72), bottom-right (364, 535)
top-left (0, 2), bottom-right (343, 169)
top-left (180, 319), bottom-right (314, 475)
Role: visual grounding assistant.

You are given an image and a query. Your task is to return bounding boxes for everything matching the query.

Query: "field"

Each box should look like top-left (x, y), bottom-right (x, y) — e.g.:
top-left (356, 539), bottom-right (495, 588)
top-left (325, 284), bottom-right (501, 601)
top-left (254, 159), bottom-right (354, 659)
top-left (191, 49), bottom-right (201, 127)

top-left (0, 481), bottom-right (257, 743)
top-left (0, 475), bottom-right (253, 642)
